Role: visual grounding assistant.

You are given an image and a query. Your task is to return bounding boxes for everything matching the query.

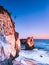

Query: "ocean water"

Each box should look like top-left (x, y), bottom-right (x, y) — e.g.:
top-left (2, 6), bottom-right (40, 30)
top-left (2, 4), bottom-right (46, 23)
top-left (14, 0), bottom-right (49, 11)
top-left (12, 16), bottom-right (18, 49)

top-left (34, 39), bottom-right (49, 51)
top-left (17, 39), bottom-right (49, 65)
top-left (21, 39), bottom-right (49, 51)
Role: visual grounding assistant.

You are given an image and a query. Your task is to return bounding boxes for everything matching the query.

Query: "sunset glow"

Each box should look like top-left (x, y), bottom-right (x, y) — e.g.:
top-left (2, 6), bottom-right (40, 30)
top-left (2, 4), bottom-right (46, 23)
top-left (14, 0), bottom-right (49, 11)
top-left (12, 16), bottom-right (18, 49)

top-left (0, 0), bottom-right (49, 39)
top-left (33, 34), bottom-right (49, 39)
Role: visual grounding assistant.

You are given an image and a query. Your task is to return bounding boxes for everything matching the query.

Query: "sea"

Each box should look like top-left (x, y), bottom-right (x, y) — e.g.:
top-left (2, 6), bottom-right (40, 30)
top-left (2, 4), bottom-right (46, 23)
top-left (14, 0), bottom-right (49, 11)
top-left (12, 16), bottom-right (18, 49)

top-left (21, 39), bottom-right (49, 51)
top-left (16, 39), bottom-right (49, 65)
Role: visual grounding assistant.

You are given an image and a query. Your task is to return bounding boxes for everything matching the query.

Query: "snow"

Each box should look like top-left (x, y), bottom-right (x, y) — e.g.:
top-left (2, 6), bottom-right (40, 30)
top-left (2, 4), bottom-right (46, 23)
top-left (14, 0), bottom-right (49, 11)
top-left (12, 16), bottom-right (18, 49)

top-left (19, 49), bottom-right (49, 64)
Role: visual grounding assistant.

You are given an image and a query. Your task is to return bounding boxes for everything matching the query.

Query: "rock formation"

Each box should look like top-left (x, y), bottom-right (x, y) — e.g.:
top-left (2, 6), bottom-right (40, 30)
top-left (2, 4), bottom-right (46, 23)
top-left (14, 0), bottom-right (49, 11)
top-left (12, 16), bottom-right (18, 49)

top-left (15, 32), bottom-right (20, 57)
top-left (0, 6), bottom-right (20, 63)
top-left (25, 36), bottom-right (34, 50)
top-left (20, 39), bottom-right (26, 44)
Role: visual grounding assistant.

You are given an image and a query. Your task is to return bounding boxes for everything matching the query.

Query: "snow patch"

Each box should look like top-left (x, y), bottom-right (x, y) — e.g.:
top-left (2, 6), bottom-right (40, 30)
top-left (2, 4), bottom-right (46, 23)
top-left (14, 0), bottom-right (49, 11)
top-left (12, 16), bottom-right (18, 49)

top-left (19, 49), bottom-right (49, 64)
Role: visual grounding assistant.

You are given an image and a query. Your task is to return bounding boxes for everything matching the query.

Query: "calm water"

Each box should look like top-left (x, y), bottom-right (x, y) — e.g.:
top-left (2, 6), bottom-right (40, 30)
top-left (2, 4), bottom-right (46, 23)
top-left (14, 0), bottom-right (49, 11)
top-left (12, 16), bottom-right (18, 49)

top-left (21, 39), bottom-right (49, 51)
top-left (34, 39), bottom-right (49, 51)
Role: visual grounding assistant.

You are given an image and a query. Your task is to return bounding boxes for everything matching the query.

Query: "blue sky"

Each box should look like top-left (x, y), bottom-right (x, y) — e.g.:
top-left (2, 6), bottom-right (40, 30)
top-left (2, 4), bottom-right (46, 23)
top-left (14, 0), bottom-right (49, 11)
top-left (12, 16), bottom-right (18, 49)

top-left (0, 0), bottom-right (49, 38)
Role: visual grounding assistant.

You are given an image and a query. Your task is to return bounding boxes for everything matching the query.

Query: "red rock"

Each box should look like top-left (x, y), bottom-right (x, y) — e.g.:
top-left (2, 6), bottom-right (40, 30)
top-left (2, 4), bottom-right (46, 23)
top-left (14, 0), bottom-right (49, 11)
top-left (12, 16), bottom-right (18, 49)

top-left (0, 6), bottom-right (20, 61)
top-left (25, 36), bottom-right (34, 50)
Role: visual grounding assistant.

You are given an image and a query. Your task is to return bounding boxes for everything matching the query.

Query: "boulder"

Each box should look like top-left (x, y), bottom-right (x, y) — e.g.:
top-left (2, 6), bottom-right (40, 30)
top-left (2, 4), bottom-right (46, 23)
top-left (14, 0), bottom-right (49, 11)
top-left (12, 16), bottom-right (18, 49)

top-left (25, 36), bottom-right (34, 50)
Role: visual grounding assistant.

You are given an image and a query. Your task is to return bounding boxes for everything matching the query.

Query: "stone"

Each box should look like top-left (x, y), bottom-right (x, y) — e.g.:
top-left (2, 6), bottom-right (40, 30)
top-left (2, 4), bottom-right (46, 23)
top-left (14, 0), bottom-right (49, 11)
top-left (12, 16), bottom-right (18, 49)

top-left (0, 6), bottom-right (20, 64)
top-left (25, 36), bottom-right (34, 50)
top-left (15, 32), bottom-right (21, 57)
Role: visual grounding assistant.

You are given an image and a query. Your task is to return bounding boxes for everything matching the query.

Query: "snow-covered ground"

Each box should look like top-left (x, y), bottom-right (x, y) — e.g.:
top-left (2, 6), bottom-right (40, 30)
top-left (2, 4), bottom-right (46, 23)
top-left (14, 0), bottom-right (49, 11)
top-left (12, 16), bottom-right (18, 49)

top-left (13, 49), bottom-right (49, 65)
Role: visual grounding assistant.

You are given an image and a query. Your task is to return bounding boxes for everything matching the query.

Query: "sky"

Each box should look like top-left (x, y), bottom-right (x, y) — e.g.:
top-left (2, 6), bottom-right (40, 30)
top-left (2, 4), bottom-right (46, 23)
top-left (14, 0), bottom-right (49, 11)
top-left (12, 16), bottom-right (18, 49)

top-left (0, 0), bottom-right (49, 39)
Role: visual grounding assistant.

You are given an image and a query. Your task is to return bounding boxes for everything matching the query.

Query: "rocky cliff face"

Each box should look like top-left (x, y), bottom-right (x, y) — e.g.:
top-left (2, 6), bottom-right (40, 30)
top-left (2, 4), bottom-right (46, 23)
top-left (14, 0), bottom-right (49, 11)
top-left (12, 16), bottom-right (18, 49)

top-left (20, 37), bottom-right (34, 50)
top-left (0, 6), bottom-right (20, 61)
top-left (15, 32), bottom-right (20, 57)
top-left (25, 36), bottom-right (34, 50)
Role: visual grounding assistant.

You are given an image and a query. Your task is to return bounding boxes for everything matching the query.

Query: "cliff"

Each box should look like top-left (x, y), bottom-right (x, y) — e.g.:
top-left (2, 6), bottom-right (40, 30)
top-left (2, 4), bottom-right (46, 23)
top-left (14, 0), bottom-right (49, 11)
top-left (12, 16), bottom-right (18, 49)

top-left (0, 6), bottom-right (20, 62)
